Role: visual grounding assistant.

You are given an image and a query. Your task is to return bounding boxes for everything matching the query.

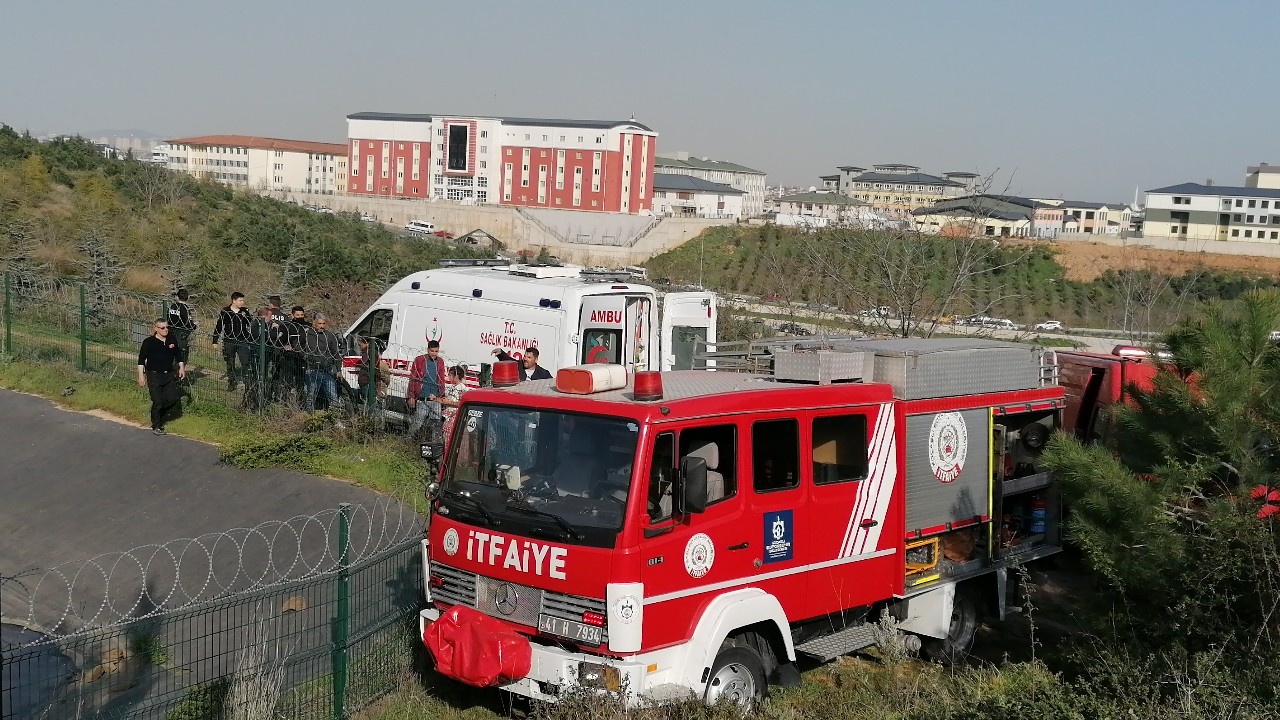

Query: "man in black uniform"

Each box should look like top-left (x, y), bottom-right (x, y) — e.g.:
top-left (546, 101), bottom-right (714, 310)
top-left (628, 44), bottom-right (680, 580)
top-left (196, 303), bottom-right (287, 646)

top-left (211, 291), bottom-right (254, 391)
top-left (137, 318), bottom-right (186, 435)
top-left (166, 288), bottom-right (197, 356)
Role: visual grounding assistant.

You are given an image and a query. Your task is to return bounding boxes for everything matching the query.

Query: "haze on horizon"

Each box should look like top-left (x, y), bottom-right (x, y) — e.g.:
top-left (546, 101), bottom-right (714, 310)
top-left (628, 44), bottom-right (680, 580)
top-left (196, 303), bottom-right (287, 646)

top-left (0, 0), bottom-right (1271, 202)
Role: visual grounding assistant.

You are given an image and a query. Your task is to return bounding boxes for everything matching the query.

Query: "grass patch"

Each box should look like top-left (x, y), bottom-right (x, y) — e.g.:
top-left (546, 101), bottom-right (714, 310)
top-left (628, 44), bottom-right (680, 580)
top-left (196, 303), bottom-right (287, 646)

top-left (0, 355), bottom-right (427, 505)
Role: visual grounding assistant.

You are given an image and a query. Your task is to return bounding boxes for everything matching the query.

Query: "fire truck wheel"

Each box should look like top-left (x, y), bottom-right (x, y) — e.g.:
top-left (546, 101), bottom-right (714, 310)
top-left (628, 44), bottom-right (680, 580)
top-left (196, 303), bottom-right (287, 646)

top-left (704, 636), bottom-right (770, 709)
top-left (922, 588), bottom-right (979, 665)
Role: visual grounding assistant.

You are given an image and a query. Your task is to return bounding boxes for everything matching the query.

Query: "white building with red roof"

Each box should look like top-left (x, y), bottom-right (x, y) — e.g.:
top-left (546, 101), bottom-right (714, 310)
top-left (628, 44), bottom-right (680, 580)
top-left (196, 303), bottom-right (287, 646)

top-left (164, 134), bottom-right (349, 195)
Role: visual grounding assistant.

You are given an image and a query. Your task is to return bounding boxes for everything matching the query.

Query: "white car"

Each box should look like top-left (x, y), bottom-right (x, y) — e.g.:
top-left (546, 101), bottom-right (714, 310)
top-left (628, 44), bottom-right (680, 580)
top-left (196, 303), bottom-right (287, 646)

top-left (981, 318), bottom-right (1017, 330)
top-left (1033, 320), bottom-right (1064, 332)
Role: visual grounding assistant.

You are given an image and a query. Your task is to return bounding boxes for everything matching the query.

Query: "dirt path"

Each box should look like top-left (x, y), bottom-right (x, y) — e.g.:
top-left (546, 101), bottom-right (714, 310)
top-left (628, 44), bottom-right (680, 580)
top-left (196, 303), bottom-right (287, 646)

top-left (1027, 239), bottom-right (1280, 282)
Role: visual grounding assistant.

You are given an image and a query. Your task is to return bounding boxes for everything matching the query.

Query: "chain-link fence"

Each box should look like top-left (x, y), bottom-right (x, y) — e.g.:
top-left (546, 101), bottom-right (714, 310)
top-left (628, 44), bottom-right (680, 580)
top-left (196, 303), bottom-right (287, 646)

top-left (1, 500), bottom-right (425, 720)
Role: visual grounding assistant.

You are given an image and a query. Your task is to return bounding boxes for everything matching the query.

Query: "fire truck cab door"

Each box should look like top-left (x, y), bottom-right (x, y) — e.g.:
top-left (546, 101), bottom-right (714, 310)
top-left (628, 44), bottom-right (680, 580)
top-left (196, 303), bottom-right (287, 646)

top-left (661, 292), bottom-right (716, 371)
top-left (638, 424), bottom-right (748, 650)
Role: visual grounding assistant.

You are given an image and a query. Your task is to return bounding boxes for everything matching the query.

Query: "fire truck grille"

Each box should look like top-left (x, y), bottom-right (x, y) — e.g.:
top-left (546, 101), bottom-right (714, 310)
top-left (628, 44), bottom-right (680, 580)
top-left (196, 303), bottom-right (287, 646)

top-left (429, 562), bottom-right (608, 643)
top-left (475, 575), bottom-right (543, 626)
top-left (429, 562), bottom-right (477, 607)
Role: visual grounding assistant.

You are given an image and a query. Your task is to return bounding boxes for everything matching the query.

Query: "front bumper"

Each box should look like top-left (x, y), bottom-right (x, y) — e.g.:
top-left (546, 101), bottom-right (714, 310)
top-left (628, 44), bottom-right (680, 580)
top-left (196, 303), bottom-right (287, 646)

top-left (419, 608), bottom-right (681, 705)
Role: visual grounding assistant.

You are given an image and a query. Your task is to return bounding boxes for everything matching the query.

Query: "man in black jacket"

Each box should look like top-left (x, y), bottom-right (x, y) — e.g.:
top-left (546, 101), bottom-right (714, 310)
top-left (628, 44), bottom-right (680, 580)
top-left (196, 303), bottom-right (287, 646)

top-left (166, 288), bottom-right (197, 357)
top-left (137, 318), bottom-right (186, 435)
top-left (493, 346), bottom-right (553, 381)
top-left (211, 292), bottom-right (253, 391)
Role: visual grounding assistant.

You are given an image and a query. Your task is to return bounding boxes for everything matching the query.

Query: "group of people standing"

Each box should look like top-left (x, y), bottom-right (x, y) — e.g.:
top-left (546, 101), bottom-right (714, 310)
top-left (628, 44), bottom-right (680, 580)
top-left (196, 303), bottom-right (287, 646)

top-left (209, 292), bottom-right (348, 412)
top-left (139, 289), bottom-right (555, 448)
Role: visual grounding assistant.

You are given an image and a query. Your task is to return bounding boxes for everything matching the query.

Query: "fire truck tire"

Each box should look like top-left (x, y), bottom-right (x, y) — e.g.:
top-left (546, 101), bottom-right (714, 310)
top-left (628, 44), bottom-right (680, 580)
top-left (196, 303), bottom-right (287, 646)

top-left (922, 588), bottom-right (978, 665)
top-left (704, 635), bottom-right (770, 708)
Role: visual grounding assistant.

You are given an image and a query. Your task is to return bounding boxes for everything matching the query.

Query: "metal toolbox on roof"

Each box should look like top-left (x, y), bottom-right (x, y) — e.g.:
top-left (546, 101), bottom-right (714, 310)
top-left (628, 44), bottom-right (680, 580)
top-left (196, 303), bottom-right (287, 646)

top-left (772, 348), bottom-right (870, 385)
top-left (853, 338), bottom-right (1046, 399)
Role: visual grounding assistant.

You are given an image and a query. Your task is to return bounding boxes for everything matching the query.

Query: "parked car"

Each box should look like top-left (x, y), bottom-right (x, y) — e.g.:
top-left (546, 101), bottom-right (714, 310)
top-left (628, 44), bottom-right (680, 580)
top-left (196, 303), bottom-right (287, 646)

top-left (360, 212), bottom-right (378, 223)
top-left (956, 315), bottom-right (990, 326)
top-left (778, 322), bottom-right (812, 337)
top-left (858, 306), bottom-right (892, 318)
top-left (405, 220), bottom-right (436, 235)
top-left (981, 318), bottom-right (1017, 330)
top-left (434, 230), bottom-right (455, 239)
top-left (1033, 320), bottom-right (1065, 332)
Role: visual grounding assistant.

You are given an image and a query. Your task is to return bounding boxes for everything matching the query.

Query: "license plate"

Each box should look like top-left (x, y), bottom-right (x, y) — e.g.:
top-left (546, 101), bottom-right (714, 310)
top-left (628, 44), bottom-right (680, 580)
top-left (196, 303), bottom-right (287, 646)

top-left (538, 614), bottom-right (603, 645)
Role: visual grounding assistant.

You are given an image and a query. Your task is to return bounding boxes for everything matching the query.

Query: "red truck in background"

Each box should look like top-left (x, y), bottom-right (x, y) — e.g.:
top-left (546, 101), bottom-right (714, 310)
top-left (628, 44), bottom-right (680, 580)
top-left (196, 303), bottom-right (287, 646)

top-left (416, 338), bottom-right (1067, 708)
top-left (1055, 345), bottom-right (1161, 446)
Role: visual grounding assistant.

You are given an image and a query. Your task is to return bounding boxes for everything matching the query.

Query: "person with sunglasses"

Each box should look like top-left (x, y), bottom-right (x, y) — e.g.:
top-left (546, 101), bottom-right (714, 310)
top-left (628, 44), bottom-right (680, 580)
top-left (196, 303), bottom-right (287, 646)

top-left (137, 318), bottom-right (186, 435)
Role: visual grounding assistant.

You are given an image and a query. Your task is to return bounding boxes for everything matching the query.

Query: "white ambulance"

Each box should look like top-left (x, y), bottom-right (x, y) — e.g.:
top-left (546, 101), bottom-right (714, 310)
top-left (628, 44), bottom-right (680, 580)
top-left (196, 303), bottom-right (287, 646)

top-left (340, 260), bottom-right (717, 417)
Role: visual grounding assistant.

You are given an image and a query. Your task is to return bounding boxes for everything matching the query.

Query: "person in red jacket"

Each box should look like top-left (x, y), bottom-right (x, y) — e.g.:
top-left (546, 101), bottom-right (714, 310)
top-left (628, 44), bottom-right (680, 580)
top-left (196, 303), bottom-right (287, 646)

top-left (407, 340), bottom-right (446, 441)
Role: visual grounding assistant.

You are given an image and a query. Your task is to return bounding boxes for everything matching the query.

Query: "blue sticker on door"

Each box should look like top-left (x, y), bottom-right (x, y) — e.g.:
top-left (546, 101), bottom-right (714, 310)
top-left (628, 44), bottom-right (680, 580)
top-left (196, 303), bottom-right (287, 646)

top-left (763, 510), bottom-right (794, 564)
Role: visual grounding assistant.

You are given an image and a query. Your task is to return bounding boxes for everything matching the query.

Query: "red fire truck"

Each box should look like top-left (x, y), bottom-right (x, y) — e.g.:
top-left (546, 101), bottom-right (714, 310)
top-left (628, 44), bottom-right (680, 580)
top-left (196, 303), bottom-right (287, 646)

top-left (418, 338), bottom-right (1066, 707)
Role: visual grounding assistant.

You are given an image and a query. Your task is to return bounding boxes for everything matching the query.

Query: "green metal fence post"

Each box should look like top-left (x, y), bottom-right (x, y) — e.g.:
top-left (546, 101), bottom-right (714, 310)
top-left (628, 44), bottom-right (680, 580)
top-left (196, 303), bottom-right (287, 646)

top-left (255, 318), bottom-right (267, 412)
top-left (78, 284), bottom-right (88, 372)
top-left (332, 502), bottom-right (352, 720)
top-left (3, 271), bottom-right (11, 355)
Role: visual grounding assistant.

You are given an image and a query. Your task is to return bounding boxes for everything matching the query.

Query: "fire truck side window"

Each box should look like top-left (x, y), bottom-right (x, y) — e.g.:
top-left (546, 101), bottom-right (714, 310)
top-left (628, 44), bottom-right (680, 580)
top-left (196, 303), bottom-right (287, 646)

top-left (678, 425), bottom-right (736, 503)
top-left (648, 432), bottom-right (675, 521)
top-left (752, 419), bottom-right (800, 492)
top-left (812, 414), bottom-right (869, 485)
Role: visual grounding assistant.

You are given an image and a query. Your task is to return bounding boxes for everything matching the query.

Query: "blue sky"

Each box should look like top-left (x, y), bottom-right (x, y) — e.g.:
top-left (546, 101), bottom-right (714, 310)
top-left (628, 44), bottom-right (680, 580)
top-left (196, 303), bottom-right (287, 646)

top-left (1, 0), bottom-right (1273, 201)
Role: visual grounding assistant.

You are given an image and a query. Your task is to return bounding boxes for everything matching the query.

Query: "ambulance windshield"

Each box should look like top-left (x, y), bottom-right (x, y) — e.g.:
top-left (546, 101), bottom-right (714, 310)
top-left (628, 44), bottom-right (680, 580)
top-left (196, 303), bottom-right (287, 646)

top-left (441, 405), bottom-right (638, 547)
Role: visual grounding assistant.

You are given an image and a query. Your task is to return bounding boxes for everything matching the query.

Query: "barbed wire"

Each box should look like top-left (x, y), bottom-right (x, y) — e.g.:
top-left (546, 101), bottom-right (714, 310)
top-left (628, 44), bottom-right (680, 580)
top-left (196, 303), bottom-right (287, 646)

top-left (0, 497), bottom-right (424, 646)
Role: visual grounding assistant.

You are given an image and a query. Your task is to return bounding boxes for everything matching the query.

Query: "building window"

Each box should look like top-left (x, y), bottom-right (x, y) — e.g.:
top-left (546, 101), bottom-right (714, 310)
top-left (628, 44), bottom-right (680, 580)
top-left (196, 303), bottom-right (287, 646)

top-left (1249, 200), bottom-right (1257, 208)
top-left (1248, 215), bottom-right (1255, 223)
top-left (504, 192), bottom-right (512, 201)
top-left (1235, 214), bottom-right (1242, 222)
top-left (573, 197), bottom-right (581, 206)
top-left (1233, 229), bottom-right (1240, 237)
top-left (1246, 230), bottom-right (1253, 238)
top-left (1236, 199), bottom-right (1244, 207)
top-left (506, 148), bottom-right (512, 156)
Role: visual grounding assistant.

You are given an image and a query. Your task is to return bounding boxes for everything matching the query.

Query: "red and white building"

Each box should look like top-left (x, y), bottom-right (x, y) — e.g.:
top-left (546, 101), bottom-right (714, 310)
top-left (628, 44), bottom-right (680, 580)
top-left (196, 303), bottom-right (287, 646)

top-left (346, 112), bottom-right (658, 214)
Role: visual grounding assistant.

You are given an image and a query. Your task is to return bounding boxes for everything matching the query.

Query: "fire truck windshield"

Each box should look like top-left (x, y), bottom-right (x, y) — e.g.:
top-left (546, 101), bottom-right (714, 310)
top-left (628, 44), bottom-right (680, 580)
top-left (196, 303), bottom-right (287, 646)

top-left (442, 405), bottom-right (639, 547)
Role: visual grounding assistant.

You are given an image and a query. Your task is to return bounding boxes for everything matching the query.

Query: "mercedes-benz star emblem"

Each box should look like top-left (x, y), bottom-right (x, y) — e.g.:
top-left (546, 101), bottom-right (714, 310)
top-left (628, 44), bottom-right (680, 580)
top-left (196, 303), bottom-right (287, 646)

top-left (494, 583), bottom-right (519, 616)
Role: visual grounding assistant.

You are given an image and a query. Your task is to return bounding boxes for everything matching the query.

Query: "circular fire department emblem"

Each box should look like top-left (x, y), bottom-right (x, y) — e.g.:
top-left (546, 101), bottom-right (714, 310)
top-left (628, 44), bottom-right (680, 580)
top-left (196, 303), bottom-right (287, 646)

top-left (928, 412), bottom-right (969, 484)
top-left (442, 528), bottom-right (460, 556)
top-left (684, 533), bottom-right (716, 579)
top-left (615, 595), bottom-right (638, 624)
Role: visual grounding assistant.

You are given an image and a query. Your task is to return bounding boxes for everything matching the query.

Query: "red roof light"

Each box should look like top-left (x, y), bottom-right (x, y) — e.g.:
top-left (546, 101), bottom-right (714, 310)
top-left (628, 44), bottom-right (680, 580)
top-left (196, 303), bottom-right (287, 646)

top-left (633, 371), bottom-right (664, 401)
top-left (492, 360), bottom-right (521, 387)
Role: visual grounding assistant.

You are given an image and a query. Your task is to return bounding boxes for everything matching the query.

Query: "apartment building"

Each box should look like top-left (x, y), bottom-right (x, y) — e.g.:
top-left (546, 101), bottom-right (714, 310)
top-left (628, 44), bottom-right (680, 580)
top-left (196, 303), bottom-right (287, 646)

top-left (1044, 200), bottom-right (1130, 235)
top-left (650, 174), bottom-right (744, 219)
top-left (823, 163), bottom-right (980, 219)
top-left (1145, 182), bottom-right (1280, 243)
top-left (346, 112), bottom-right (657, 214)
top-left (653, 152), bottom-right (766, 217)
top-left (165, 135), bottom-right (347, 194)
top-left (913, 194), bottom-right (1065, 238)
top-left (1246, 163), bottom-right (1280, 189)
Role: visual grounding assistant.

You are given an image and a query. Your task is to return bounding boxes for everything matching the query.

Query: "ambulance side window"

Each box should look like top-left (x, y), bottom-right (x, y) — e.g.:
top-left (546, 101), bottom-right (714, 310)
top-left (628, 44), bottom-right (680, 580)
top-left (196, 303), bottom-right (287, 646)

top-left (582, 329), bottom-right (621, 364)
top-left (812, 414), bottom-right (869, 485)
top-left (679, 425), bottom-right (737, 503)
top-left (753, 419), bottom-right (800, 492)
top-left (647, 432), bottom-right (675, 521)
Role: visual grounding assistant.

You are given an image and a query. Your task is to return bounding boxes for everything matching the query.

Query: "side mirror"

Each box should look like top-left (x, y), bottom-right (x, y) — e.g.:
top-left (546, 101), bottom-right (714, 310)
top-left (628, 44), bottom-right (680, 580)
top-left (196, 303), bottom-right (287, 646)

top-left (679, 456), bottom-right (708, 514)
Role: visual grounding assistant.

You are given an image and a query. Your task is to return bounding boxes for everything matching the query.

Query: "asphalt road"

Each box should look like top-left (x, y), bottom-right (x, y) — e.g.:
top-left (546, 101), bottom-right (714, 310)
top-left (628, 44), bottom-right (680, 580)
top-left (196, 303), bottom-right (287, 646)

top-left (0, 389), bottom-right (411, 633)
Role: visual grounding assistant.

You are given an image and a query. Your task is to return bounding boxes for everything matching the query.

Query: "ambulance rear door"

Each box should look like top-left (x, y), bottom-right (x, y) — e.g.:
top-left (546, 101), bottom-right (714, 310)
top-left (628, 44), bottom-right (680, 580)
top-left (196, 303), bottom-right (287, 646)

top-left (661, 292), bottom-right (716, 370)
top-left (578, 293), bottom-right (657, 370)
